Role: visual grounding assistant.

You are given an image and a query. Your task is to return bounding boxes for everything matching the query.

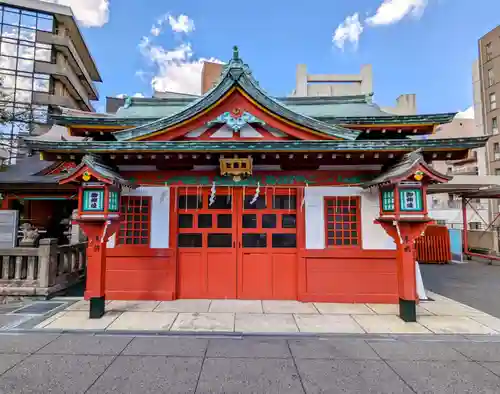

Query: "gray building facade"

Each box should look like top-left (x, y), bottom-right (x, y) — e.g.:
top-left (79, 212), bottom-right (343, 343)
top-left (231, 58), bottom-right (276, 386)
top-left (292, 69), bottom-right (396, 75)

top-left (0, 0), bottom-right (101, 162)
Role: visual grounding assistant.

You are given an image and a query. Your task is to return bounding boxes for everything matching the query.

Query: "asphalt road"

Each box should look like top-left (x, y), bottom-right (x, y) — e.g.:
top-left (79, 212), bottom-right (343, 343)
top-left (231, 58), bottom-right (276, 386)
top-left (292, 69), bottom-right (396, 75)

top-left (421, 260), bottom-right (500, 318)
top-left (1, 333), bottom-right (500, 393)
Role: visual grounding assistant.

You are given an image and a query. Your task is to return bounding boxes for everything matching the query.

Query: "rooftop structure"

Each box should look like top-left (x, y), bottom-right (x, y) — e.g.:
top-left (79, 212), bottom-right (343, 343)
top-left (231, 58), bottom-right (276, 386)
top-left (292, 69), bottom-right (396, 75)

top-left (291, 63), bottom-right (417, 115)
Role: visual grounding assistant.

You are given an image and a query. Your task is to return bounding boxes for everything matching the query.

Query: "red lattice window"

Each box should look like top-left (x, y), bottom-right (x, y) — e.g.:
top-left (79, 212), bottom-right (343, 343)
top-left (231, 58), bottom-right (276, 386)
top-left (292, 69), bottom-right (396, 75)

top-left (118, 196), bottom-right (151, 245)
top-left (324, 196), bottom-right (361, 247)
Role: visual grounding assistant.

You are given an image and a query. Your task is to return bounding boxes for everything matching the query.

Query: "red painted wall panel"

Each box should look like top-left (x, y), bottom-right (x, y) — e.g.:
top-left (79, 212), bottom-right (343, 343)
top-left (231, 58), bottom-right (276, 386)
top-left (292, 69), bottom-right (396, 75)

top-left (105, 247), bottom-right (175, 300)
top-left (299, 249), bottom-right (398, 303)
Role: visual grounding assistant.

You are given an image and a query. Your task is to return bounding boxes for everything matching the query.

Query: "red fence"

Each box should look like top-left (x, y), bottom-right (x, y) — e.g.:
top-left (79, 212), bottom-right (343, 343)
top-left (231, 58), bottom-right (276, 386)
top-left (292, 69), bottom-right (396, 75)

top-left (415, 225), bottom-right (451, 264)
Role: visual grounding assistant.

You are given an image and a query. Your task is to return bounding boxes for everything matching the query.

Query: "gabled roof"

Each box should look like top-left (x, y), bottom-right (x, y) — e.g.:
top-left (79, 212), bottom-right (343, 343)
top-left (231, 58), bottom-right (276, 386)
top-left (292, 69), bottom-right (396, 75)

top-left (362, 149), bottom-right (451, 188)
top-left (111, 47), bottom-right (360, 142)
top-left (57, 154), bottom-right (133, 187)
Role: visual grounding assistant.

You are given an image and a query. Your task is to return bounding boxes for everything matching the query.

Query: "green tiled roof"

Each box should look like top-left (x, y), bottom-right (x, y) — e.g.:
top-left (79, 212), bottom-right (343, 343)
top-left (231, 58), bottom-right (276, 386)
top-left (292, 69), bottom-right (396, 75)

top-left (51, 95), bottom-right (456, 129)
top-left (57, 154), bottom-right (133, 187)
top-left (112, 49), bottom-right (360, 141)
top-left (24, 136), bottom-right (488, 154)
top-left (362, 149), bottom-right (451, 188)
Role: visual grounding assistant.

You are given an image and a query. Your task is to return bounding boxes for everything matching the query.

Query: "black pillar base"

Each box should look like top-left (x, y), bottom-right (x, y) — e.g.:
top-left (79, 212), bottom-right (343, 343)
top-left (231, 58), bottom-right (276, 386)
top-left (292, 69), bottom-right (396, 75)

top-left (399, 298), bottom-right (417, 322)
top-left (89, 296), bottom-right (106, 319)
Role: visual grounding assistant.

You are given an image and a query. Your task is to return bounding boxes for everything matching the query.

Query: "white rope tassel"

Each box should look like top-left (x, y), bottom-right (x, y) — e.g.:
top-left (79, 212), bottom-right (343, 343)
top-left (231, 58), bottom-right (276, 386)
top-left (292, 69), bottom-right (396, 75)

top-left (250, 182), bottom-right (260, 205)
top-left (100, 220), bottom-right (111, 243)
top-left (209, 182), bottom-right (216, 206)
top-left (301, 182), bottom-right (308, 211)
top-left (160, 185), bottom-right (168, 204)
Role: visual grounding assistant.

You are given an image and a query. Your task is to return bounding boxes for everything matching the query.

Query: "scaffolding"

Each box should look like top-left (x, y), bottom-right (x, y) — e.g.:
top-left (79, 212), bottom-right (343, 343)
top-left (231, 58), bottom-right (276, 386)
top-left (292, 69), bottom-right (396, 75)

top-left (429, 179), bottom-right (500, 262)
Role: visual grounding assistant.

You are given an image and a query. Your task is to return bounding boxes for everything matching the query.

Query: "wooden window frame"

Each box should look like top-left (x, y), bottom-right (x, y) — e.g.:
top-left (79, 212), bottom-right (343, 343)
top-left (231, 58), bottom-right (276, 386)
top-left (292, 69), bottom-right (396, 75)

top-left (324, 196), bottom-right (361, 249)
top-left (117, 196), bottom-right (151, 247)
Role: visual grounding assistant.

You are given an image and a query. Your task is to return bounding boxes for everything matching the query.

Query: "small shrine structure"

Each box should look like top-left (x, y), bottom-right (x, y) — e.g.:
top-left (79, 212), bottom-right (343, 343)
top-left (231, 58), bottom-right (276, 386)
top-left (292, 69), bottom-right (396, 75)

top-left (21, 48), bottom-right (487, 320)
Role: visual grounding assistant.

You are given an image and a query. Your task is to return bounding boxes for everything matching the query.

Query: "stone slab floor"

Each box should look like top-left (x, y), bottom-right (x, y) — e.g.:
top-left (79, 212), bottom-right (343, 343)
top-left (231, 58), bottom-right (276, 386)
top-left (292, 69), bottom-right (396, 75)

top-left (25, 291), bottom-right (500, 335)
top-left (2, 332), bottom-right (500, 393)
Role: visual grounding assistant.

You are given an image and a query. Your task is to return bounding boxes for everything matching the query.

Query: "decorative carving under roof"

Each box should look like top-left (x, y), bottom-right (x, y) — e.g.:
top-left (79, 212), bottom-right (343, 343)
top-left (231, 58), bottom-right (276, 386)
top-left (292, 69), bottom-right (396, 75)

top-left (207, 110), bottom-right (265, 132)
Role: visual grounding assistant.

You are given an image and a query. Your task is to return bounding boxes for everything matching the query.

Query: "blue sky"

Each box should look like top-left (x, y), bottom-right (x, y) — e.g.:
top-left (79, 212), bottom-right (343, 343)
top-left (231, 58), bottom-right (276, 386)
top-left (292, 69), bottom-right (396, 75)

top-left (65, 0), bottom-right (500, 115)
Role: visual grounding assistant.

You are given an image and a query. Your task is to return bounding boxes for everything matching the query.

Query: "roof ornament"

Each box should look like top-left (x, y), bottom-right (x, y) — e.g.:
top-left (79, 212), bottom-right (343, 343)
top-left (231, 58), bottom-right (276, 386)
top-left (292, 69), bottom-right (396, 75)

top-left (232, 45), bottom-right (239, 61)
top-left (124, 96), bottom-right (132, 109)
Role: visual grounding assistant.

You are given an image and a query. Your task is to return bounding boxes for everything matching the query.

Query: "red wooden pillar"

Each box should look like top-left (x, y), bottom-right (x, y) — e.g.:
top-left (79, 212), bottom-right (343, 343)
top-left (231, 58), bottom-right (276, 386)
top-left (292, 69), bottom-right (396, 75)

top-left (78, 221), bottom-right (119, 318)
top-left (377, 220), bottom-right (430, 322)
top-left (0, 194), bottom-right (9, 210)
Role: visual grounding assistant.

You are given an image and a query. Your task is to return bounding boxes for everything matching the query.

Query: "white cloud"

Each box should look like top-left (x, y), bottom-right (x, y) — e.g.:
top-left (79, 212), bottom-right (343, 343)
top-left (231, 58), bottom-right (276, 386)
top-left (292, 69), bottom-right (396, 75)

top-left (138, 14), bottom-right (222, 95)
top-left (332, 0), bottom-right (430, 51)
top-left (41, 0), bottom-right (110, 27)
top-left (150, 13), bottom-right (195, 37)
top-left (116, 93), bottom-right (145, 98)
top-left (168, 14), bottom-right (195, 34)
top-left (455, 106), bottom-right (474, 119)
top-left (332, 13), bottom-right (364, 50)
top-left (151, 27), bottom-right (162, 37)
top-left (138, 37), bottom-right (223, 95)
top-left (366, 0), bottom-right (428, 26)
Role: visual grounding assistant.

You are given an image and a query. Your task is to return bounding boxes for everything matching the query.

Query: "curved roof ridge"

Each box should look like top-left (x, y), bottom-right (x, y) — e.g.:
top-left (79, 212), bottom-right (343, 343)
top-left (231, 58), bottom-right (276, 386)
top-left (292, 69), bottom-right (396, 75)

top-left (112, 47), bottom-right (360, 142)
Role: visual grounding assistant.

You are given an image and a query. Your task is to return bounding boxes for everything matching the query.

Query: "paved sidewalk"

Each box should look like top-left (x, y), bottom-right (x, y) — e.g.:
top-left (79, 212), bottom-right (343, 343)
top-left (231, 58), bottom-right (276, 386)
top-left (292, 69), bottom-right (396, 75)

top-left (422, 261), bottom-right (500, 318)
top-left (25, 291), bottom-right (500, 335)
top-left (2, 332), bottom-right (500, 393)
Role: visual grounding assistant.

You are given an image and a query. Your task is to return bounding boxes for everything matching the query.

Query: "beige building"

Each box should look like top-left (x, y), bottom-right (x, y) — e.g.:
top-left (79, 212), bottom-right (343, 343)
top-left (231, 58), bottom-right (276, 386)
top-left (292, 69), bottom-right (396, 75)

top-left (291, 64), bottom-right (417, 115)
top-left (476, 25), bottom-right (500, 225)
top-left (0, 0), bottom-right (101, 155)
top-left (429, 117), bottom-right (488, 228)
top-left (478, 25), bottom-right (500, 174)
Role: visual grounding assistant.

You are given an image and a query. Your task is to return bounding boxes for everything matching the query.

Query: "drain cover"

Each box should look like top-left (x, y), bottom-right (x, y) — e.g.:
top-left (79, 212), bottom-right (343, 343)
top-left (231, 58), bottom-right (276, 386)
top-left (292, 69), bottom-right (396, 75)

top-left (12, 302), bottom-right (65, 315)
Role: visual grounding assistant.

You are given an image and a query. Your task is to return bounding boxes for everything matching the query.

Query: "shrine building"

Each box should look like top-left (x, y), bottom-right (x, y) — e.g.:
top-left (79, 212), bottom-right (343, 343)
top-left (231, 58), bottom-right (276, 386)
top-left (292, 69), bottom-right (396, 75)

top-left (21, 48), bottom-right (488, 321)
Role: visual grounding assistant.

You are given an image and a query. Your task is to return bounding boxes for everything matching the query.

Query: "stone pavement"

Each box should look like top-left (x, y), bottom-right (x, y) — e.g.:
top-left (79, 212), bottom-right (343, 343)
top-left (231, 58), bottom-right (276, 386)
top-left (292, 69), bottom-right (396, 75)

top-left (2, 332), bottom-right (500, 393)
top-left (422, 260), bottom-right (500, 319)
top-left (17, 291), bottom-right (500, 335)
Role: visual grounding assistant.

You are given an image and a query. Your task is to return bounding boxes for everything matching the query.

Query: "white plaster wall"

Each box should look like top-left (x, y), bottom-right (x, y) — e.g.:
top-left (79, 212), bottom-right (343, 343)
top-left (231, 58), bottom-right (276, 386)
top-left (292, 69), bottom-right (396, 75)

top-left (304, 186), bottom-right (396, 250)
top-left (107, 186), bottom-right (170, 249)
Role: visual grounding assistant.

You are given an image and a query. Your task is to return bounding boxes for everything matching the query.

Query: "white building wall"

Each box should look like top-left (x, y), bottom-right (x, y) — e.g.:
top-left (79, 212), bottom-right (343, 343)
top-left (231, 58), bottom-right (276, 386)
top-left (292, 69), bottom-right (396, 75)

top-left (107, 186), bottom-right (170, 249)
top-left (304, 186), bottom-right (396, 250)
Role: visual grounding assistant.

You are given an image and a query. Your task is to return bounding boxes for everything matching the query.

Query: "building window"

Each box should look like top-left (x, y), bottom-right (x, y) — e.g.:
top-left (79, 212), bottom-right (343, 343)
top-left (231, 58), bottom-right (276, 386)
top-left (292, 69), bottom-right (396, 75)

top-left (488, 69), bottom-right (495, 87)
top-left (117, 196), bottom-right (151, 245)
top-left (495, 168), bottom-right (500, 176)
top-left (0, 5), bottom-right (54, 142)
top-left (486, 42), bottom-right (493, 61)
top-left (381, 190), bottom-right (395, 211)
top-left (470, 222), bottom-right (482, 230)
top-left (324, 196), bottom-right (361, 247)
top-left (493, 117), bottom-right (499, 135)
top-left (490, 93), bottom-right (497, 110)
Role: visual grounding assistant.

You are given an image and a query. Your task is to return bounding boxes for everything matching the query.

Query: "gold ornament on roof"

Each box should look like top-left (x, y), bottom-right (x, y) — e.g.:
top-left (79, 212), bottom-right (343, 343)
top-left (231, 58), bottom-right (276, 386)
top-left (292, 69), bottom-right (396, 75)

top-left (414, 171), bottom-right (424, 181)
top-left (82, 171), bottom-right (91, 181)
